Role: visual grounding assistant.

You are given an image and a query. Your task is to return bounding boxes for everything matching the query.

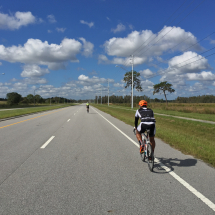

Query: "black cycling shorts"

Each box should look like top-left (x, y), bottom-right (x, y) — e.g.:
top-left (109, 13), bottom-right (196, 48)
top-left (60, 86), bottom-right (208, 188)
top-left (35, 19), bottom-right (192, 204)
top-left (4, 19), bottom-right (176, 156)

top-left (138, 123), bottom-right (156, 137)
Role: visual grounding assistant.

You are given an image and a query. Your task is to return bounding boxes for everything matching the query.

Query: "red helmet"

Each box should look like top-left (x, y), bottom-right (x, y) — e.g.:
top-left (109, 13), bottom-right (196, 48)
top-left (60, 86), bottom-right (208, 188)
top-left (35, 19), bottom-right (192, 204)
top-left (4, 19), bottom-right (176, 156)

top-left (139, 100), bottom-right (147, 106)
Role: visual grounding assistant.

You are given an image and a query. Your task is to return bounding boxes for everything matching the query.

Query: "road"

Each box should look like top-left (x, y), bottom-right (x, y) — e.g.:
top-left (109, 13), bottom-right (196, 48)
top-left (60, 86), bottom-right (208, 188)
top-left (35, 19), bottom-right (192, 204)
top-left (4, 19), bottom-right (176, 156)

top-left (0, 104), bottom-right (215, 214)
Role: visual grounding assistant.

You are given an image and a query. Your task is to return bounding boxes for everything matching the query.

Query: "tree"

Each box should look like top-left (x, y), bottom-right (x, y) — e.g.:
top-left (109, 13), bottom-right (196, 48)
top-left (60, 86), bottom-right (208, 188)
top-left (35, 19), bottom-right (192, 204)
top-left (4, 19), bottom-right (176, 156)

top-left (26, 94), bottom-right (34, 103)
top-left (6, 92), bottom-right (22, 105)
top-left (123, 71), bottom-right (143, 91)
top-left (123, 71), bottom-right (143, 104)
top-left (153, 81), bottom-right (175, 106)
top-left (35, 94), bottom-right (42, 104)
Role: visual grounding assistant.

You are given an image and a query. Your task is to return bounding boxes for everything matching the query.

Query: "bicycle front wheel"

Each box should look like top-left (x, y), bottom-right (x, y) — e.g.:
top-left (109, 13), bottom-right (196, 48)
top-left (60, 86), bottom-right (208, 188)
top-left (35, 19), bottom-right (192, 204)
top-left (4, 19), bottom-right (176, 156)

top-left (147, 143), bottom-right (154, 172)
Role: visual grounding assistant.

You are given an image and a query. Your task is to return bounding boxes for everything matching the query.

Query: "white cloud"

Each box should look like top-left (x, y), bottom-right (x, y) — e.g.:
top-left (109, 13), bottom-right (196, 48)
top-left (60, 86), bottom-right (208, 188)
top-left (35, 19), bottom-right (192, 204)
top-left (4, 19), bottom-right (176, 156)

top-left (47, 15), bottom-right (56, 23)
top-left (0, 62), bottom-right (2, 65)
top-left (47, 30), bottom-right (52, 33)
top-left (79, 37), bottom-right (94, 57)
top-left (113, 83), bottom-right (124, 87)
top-left (102, 26), bottom-right (201, 65)
top-left (140, 80), bottom-right (154, 92)
top-left (164, 51), bottom-right (210, 75)
top-left (77, 75), bottom-right (114, 87)
top-left (0, 11), bottom-right (38, 30)
top-left (80, 20), bottom-right (94, 28)
top-left (98, 54), bottom-right (146, 66)
top-left (111, 23), bottom-right (126, 33)
top-left (24, 77), bottom-right (47, 85)
top-left (98, 54), bottom-right (110, 64)
top-left (21, 65), bottom-right (50, 77)
top-left (188, 82), bottom-right (205, 92)
top-left (139, 69), bottom-right (154, 78)
top-left (107, 17), bottom-right (110, 21)
top-left (56, 27), bottom-right (66, 32)
top-left (210, 39), bottom-right (215, 44)
top-left (0, 38), bottom-right (88, 70)
top-left (186, 71), bottom-right (215, 81)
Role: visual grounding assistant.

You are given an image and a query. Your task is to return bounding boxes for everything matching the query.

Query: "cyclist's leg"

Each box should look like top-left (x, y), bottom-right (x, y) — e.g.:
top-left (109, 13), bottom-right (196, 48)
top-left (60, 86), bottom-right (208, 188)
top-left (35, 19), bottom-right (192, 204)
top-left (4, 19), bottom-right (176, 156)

top-left (149, 124), bottom-right (156, 151)
top-left (149, 137), bottom-right (156, 151)
top-left (136, 130), bottom-right (142, 143)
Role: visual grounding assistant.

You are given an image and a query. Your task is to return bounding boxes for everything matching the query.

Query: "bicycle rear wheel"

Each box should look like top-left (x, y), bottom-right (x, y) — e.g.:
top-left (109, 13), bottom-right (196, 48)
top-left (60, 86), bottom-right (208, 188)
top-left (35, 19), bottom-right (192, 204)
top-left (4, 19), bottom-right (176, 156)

top-left (140, 149), bottom-right (145, 162)
top-left (147, 143), bottom-right (154, 172)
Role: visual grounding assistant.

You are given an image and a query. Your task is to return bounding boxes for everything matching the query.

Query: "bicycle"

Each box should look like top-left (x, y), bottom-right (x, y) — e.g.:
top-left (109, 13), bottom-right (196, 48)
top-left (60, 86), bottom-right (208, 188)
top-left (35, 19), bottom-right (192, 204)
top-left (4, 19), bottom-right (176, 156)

top-left (133, 128), bottom-right (154, 172)
top-left (86, 107), bottom-right (89, 113)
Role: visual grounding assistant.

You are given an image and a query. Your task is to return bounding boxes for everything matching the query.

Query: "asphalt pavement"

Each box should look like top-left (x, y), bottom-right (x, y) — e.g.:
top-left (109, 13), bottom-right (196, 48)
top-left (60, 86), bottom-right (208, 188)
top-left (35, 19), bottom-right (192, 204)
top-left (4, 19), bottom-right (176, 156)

top-left (0, 104), bottom-right (215, 214)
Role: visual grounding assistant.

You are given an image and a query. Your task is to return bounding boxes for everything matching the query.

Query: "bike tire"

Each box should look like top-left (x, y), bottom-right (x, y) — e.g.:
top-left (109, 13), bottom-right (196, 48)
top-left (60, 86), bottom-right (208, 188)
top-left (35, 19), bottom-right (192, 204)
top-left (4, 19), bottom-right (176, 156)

top-left (140, 150), bottom-right (145, 162)
top-left (147, 143), bottom-right (154, 172)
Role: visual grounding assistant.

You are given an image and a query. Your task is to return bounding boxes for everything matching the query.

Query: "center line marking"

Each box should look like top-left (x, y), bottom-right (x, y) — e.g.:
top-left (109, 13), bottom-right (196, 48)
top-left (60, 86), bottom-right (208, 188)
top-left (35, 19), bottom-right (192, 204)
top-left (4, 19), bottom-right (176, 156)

top-left (67, 119), bottom-right (70, 122)
top-left (41, 136), bottom-right (55, 149)
top-left (92, 107), bottom-right (215, 212)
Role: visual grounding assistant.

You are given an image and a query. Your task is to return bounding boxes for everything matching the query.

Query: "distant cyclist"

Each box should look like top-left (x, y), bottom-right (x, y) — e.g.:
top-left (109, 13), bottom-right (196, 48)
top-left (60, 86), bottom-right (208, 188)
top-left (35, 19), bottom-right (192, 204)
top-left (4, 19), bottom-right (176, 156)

top-left (86, 102), bottom-right (89, 113)
top-left (134, 100), bottom-right (156, 154)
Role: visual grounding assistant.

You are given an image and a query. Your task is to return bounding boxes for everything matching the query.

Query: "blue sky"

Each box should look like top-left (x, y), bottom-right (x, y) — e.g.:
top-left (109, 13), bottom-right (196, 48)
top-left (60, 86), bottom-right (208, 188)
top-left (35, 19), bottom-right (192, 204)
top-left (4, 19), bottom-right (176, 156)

top-left (0, 0), bottom-right (215, 100)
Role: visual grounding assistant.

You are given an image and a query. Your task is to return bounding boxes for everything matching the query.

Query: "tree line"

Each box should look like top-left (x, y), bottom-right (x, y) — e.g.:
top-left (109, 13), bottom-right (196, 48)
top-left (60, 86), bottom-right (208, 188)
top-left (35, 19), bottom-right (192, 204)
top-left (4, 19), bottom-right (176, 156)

top-left (4, 92), bottom-right (79, 106)
top-left (95, 94), bottom-right (215, 104)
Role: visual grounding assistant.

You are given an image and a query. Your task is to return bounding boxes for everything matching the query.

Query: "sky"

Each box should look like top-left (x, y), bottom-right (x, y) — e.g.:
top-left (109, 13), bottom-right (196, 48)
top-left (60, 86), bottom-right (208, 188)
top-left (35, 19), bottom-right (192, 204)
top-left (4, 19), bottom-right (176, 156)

top-left (0, 0), bottom-right (215, 100)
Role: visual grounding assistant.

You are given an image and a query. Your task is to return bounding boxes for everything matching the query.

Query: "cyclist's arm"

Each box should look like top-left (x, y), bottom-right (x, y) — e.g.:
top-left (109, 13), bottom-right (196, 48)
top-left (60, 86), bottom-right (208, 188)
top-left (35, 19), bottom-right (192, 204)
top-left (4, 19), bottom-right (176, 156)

top-left (135, 117), bottom-right (139, 129)
top-left (134, 110), bottom-right (139, 129)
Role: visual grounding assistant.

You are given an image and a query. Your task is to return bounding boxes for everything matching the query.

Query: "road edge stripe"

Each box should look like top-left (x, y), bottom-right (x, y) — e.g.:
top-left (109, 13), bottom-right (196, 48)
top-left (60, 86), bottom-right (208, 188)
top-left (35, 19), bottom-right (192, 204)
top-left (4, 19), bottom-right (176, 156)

top-left (92, 107), bottom-right (215, 212)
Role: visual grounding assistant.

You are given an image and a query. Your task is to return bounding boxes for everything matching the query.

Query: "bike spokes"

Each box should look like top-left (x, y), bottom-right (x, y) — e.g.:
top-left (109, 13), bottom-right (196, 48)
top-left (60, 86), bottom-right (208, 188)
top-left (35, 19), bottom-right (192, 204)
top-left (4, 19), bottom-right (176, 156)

top-left (147, 144), bottom-right (154, 172)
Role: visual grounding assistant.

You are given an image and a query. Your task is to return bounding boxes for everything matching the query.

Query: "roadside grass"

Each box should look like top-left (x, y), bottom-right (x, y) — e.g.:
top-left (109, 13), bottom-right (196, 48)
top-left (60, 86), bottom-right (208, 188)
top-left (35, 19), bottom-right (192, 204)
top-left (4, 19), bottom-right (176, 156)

top-left (112, 102), bottom-right (215, 115)
top-left (0, 103), bottom-right (52, 109)
top-left (107, 104), bottom-right (215, 122)
top-left (92, 104), bottom-right (215, 168)
top-left (0, 104), bottom-right (76, 119)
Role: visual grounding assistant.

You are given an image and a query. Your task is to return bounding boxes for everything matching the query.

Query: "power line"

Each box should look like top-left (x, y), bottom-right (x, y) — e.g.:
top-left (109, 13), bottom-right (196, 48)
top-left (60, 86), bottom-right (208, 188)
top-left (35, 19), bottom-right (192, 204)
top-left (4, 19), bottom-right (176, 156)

top-left (133, 0), bottom-right (206, 65)
top-left (123, 0), bottom-right (198, 67)
top-left (121, 0), bottom-right (191, 67)
top-left (151, 31), bottom-right (215, 68)
top-left (144, 50), bottom-right (215, 80)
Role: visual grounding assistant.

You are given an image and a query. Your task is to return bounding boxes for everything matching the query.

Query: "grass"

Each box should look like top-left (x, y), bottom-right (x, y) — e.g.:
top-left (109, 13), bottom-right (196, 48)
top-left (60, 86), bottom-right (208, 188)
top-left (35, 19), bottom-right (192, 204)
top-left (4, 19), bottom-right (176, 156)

top-left (92, 104), bottom-right (215, 168)
top-left (111, 102), bottom-right (215, 114)
top-left (0, 104), bottom-right (76, 119)
top-left (108, 103), bottom-right (215, 122)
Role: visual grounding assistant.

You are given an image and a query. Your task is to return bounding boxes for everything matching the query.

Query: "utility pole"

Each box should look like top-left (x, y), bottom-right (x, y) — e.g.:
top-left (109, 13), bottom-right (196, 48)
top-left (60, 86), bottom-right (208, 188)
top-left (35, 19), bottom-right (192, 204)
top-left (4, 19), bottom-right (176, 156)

top-left (131, 55), bottom-right (134, 109)
top-left (101, 89), bottom-right (102, 104)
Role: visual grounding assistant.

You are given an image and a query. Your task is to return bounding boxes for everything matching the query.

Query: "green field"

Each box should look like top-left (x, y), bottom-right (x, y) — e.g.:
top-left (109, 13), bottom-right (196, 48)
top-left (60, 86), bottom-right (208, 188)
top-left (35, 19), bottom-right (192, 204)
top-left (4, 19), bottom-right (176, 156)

top-left (108, 104), bottom-right (215, 122)
top-left (92, 103), bottom-right (215, 168)
top-left (0, 104), bottom-right (77, 119)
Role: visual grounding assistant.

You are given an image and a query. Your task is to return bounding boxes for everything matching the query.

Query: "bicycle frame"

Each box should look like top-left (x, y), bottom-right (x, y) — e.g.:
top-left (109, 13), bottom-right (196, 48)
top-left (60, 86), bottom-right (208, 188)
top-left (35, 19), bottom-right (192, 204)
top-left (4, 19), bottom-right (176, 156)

top-left (133, 128), bottom-right (154, 171)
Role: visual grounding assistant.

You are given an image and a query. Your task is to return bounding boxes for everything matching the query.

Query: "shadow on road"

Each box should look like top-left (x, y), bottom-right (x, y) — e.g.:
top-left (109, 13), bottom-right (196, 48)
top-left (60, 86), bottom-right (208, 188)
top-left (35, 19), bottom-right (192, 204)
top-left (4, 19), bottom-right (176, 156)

top-left (152, 157), bottom-right (197, 174)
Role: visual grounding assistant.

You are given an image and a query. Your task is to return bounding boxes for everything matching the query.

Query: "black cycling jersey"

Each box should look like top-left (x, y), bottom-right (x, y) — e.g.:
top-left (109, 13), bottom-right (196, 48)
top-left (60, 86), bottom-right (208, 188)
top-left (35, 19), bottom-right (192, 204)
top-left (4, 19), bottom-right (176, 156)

top-left (135, 107), bottom-right (156, 128)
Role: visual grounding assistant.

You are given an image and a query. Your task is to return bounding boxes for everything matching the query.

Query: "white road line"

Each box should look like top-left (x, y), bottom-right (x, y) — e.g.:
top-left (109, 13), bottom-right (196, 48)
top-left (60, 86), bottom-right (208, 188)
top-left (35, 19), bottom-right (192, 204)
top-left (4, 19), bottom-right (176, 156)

top-left (92, 107), bottom-right (215, 212)
top-left (41, 136), bottom-right (55, 149)
top-left (67, 119), bottom-right (70, 122)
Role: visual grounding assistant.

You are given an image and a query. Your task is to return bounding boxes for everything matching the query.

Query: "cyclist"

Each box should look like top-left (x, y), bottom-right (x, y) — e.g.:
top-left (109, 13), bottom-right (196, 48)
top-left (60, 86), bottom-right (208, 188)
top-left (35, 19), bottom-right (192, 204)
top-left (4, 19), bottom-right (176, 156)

top-left (86, 102), bottom-right (89, 112)
top-left (134, 100), bottom-right (156, 154)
